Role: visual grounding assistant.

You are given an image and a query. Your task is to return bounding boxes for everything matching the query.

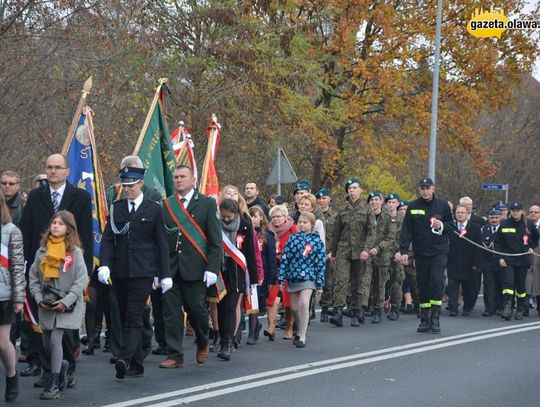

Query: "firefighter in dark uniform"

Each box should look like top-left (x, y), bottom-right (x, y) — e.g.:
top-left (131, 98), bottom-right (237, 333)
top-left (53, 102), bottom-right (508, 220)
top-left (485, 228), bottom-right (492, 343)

top-left (98, 167), bottom-right (172, 379)
top-left (479, 209), bottom-right (504, 316)
top-left (494, 202), bottom-right (539, 320)
top-left (399, 177), bottom-right (453, 334)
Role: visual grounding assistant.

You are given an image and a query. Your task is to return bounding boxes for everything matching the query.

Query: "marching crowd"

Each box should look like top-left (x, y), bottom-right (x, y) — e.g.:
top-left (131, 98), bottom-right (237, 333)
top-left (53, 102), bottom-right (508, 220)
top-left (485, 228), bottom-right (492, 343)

top-left (0, 154), bottom-right (539, 402)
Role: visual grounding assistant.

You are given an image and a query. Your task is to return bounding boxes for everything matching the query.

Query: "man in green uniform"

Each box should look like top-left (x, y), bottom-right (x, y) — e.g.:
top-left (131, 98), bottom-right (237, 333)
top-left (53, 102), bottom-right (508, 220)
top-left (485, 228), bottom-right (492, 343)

top-left (384, 193), bottom-right (405, 320)
top-left (160, 165), bottom-right (222, 368)
top-left (316, 188), bottom-right (336, 322)
top-left (329, 178), bottom-right (376, 327)
top-left (366, 191), bottom-right (393, 324)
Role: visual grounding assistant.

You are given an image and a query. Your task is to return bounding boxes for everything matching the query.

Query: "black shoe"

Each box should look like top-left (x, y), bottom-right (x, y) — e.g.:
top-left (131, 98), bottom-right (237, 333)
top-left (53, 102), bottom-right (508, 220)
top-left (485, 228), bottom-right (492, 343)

top-left (371, 309), bottom-right (382, 324)
top-left (417, 308), bottom-right (430, 333)
top-left (217, 337), bottom-right (232, 361)
top-left (295, 340), bottom-right (305, 348)
top-left (292, 335), bottom-right (300, 346)
top-left (5, 371), bottom-right (18, 402)
top-left (40, 373), bottom-right (60, 400)
top-left (387, 306), bottom-right (399, 321)
top-left (125, 368), bottom-right (144, 378)
top-left (66, 374), bottom-right (77, 388)
top-left (515, 310), bottom-right (524, 320)
top-left (115, 359), bottom-right (128, 380)
top-left (329, 308), bottom-right (343, 327)
top-left (20, 364), bottom-right (41, 377)
top-left (350, 311), bottom-right (360, 327)
top-left (110, 357), bottom-right (118, 364)
top-left (342, 308), bottom-right (353, 318)
top-left (449, 310), bottom-right (458, 317)
top-left (462, 310), bottom-right (471, 316)
top-left (482, 311), bottom-right (493, 317)
top-left (82, 341), bottom-right (95, 355)
top-left (152, 345), bottom-right (167, 355)
top-left (430, 306), bottom-right (441, 334)
top-left (320, 308), bottom-right (329, 323)
top-left (80, 335), bottom-right (89, 346)
top-left (58, 360), bottom-right (68, 391)
top-left (210, 331), bottom-right (220, 352)
top-left (502, 301), bottom-right (512, 321)
top-left (34, 371), bottom-right (51, 388)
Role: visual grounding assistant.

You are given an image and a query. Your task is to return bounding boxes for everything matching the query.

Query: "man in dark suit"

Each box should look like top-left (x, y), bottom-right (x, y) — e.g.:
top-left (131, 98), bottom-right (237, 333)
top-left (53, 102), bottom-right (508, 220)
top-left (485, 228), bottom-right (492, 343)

top-left (447, 204), bottom-right (482, 316)
top-left (98, 166), bottom-right (171, 379)
top-left (21, 153), bottom-right (93, 385)
top-left (160, 165), bottom-right (222, 368)
top-left (479, 209), bottom-right (504, 316)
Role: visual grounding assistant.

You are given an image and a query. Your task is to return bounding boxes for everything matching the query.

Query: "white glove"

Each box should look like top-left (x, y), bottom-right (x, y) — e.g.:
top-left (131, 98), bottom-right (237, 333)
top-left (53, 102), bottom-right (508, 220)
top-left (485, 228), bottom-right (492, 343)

top-left (97, 266), bottom-right (111, 285)
top-left (161, 277), bottom-right (173, 294)
top-left (152, 277), bottom-right (159, 290)
top-left (203, 271), bottom-right (217, 287)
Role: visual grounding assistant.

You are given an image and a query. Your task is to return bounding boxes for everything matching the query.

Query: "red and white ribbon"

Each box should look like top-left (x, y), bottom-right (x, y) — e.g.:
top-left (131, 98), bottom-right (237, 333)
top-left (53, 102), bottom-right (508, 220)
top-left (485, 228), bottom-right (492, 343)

top-left (0, 243), bottom-right (9, 269)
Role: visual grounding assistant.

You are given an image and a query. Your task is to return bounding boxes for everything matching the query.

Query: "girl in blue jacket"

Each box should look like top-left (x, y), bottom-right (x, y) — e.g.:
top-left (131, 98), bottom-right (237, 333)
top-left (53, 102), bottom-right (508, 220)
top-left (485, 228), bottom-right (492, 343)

top-left (279, 212), bottom-right (325, 348)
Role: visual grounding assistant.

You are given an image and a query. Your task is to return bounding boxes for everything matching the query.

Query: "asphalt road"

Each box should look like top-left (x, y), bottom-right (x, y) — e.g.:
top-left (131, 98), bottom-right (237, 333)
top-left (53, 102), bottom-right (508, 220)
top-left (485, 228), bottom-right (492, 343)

top-left (11, 308), bottom-right (540, 407)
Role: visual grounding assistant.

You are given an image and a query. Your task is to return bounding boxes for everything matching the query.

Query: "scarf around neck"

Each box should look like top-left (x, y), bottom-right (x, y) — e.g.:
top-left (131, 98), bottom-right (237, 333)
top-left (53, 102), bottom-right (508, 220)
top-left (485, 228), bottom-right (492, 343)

top-left (40, 236), bottom-right (66, 281)
top-left (271, 216), bottom-right (295, 238)
top-left (222, 214), bottom-right (241, 256)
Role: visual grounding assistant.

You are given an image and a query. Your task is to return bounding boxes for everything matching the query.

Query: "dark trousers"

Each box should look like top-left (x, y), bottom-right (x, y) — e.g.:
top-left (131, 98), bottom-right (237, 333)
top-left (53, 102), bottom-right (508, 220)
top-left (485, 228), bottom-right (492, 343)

top-left (447, 278), bottom-right (478, 312)
top-left (503, 264), bottom-right (529, 305)
top-left (150, 288), bottom-right (165, 348)
top-left (415, 254), bottom-right (447, 306)
top-left (483, 269), bottom-right (504, 313)
top-left (113, 277), bottom-right (152, 370)
top-left (163, 274), bottom-right (209, 362)
top-left (87, 277), bottom-right (112, 341)
top-left (217, 291), bottom-right (240, 337)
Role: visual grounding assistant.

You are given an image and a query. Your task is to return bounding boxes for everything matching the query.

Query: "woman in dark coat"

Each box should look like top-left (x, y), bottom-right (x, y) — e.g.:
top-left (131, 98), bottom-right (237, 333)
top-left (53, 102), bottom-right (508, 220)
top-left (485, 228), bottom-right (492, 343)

top-left (447, 204), bottom-right (481, 316)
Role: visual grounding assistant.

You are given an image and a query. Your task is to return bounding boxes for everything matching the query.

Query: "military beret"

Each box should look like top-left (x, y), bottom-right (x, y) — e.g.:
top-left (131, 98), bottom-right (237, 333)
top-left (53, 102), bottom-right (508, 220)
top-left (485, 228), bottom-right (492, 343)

top-left (120, 166), bottom-right (145, 185)
top-left (367, 191), bottom-right (383, 202)
top-left (384, 192), bottom-right (400, 203)
top-left (293, 180), bottom-right (310, 193)
top-left (398, 200), bottom-right (408, 209)
top-left (344, 178), bottom-right (361, 193)
top-left (315, 188), bottom-right (330, 198)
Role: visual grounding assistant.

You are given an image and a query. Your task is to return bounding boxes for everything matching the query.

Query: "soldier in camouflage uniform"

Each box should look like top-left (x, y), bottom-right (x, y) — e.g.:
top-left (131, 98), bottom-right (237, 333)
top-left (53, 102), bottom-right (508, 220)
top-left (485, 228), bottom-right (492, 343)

top-left (316, 188), bottom-right (337, 322)
top-left (329, 178), bottom-right (376, 327)
top-left (384, 193), bottom-right (406, 320)
top-left (365, 192), bottom-right (394, 324)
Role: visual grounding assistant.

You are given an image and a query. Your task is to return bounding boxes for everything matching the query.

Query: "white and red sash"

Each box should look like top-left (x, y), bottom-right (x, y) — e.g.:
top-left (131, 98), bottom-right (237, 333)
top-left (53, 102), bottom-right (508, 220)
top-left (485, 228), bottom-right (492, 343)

top-left (0, 243), bottom-right (9, 269)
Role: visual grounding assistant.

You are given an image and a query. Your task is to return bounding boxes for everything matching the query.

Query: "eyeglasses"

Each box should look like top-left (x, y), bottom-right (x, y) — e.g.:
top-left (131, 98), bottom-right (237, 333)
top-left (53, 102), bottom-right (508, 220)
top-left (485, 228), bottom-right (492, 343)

top-left (1, 181), bottom-right (18, 186)
top-left (46, 165), bottom-right (67, 171)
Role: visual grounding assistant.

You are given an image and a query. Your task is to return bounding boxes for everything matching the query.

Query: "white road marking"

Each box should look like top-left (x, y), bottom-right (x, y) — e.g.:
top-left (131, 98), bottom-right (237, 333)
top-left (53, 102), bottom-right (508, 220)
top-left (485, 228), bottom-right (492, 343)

top-left (100, 321), bottom-right (540, 407)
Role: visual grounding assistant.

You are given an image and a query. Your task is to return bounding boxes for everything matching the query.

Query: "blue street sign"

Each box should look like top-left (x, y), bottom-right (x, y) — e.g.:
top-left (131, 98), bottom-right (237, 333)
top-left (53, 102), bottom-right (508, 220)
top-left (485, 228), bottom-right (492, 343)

top-left (481, 183), bottom-right (507, 191)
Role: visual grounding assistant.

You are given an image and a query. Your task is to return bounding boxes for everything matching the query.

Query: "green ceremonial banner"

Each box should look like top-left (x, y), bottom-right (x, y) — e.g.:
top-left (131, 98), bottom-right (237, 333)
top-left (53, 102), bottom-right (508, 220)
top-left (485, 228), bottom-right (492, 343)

top-left (137, 98), bottom-right (176, 198)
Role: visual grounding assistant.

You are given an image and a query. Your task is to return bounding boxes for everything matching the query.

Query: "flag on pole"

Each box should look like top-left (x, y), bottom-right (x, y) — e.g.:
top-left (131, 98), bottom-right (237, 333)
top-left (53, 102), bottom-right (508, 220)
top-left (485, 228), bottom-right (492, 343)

top-left (199, 115), bottom-right (221, 200)
top-left (65, 106), bottom-right (108, 270)
top-left (170, 121), bottom-right (198, 182)
top-left (133, 80), bottom-right (176, 198)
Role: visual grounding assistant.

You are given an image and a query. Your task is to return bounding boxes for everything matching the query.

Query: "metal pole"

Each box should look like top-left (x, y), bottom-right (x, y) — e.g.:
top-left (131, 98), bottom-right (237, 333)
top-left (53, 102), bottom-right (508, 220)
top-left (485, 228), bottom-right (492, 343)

top-left (428, 0), bottom-right (443, 181)
top-left (505, 184), bottom-right (509, 203)
top-left (277, 146), bottom-right (282, 196)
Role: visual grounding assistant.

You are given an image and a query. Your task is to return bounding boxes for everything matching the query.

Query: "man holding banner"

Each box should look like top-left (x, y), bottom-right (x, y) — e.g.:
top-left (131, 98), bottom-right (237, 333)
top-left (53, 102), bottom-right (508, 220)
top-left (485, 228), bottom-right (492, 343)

top-left (160, 165), bottom-right (222, 368)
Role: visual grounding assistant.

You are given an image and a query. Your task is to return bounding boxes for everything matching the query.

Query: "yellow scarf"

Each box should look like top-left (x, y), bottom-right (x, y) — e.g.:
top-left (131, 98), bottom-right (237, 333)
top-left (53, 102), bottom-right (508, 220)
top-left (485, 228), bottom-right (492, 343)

top-left (40, 236), bottom-right (66, 281)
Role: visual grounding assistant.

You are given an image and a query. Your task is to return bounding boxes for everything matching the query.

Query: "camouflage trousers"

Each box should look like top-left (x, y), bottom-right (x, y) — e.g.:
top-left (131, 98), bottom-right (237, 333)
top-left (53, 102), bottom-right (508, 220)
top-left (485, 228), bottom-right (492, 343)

top-left (319, 259), bottom-right (336, 309)
top-left (368, 262), bottom-right (389, 309)
top-left (388, 261), bottom-right (405, 306)
top-left (334, 256), bottom-right (369, 309)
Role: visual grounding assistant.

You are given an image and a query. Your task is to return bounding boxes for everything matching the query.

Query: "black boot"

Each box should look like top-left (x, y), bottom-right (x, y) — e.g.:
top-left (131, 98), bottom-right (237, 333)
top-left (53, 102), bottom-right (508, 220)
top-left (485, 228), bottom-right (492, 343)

top-left (329, 307), bottom-right (343, 327)
top-left (217, 337), bottom-right (232, 361)
top-left (350, 310), bottom-right (360, 327)
top-left (358, 308), bottom-right (366, 324)
top-left (40, 373), bottom-right (60, 400)
top-left (320, 307), bottom-right (329, 323)
top-left (417, 308), bottom-right (430, 333)
top-left (430, 305), bottom-right (441, 334)
top-left (387, 305), bottom-right (399, 321)
top-left (502, 300), bottom-right (512, 321)
top-left (209, 330), bottom-right (220, 352)
top-left (371, 308), bottom-right (382, 324)
top-left (515, 303), bottom-right (524, 320)
top-left (5, 371), bottom-right (18, 402)
top-left (82, 334), bottom-right (96, 355)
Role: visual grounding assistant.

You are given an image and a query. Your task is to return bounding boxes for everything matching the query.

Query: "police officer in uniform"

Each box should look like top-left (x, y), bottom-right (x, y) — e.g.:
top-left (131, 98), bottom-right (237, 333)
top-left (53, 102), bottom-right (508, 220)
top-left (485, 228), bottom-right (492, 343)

top-left (315, 188), bottom-right (336, 322)
top-left (479, 209), bottom-right (504, 316)
top-left (366, 191), bottom-right (393, 324)
top-left (98, 167), bottom-right (172, 379)
top-left (329, 178), bottom-right (376, 327)
top-left (399, 177), bottom-right (453, 333)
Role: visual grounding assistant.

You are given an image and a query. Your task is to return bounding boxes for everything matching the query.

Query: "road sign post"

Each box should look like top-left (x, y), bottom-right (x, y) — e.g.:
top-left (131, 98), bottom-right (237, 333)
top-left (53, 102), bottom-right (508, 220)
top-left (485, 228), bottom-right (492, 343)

top-left (266, 146), bottom-right (298, 195)
top-left (481, 183), bottom-right (509, 203)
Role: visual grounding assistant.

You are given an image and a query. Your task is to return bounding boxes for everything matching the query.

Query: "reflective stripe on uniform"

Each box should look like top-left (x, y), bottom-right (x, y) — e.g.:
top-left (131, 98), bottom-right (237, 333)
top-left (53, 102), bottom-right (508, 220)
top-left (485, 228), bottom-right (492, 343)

top-left (502, 289), bottom-right (514, 295)
top-left (501, 228), bottom-right (516, 233)
top-left (516, 291), bottom-right (527, 298)
top-left (410, 209), bottom-right (426, 215)
top-left (430, 300), bottom-right (442, 306)
top-left (419, 302), bottom-right (432, 308)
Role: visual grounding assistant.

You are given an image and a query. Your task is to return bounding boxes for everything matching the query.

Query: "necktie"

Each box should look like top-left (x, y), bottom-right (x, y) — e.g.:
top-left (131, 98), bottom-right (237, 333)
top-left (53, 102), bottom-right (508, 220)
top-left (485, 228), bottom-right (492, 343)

top-left (130, 201), bottom-right (136, 215)
top-left (492, 227), bottom-right (497, 234)
top-left (458, 223), bottom-right (464, 232)
top-left (51, 191), bottom-right (60, 213)
top-left (181, 197), bottom-right (187, 207)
